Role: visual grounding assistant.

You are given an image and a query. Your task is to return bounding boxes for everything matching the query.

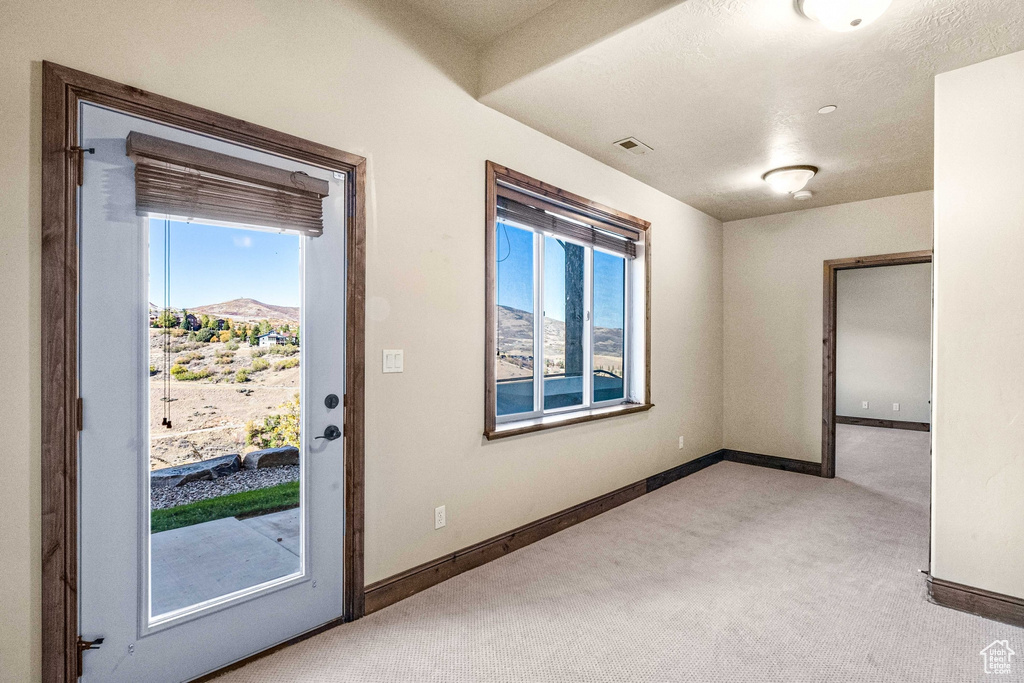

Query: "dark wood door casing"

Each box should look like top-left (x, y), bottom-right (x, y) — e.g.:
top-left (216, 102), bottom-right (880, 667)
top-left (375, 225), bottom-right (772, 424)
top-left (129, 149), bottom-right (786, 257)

top-left (821, 250), bottom-right (932, 478)
top-left (41, 61), bottom-right (367, 682)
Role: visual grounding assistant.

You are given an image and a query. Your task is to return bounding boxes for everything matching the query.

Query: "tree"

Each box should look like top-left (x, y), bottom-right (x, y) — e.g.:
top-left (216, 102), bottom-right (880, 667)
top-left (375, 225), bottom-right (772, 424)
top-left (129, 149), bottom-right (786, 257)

top-left (245, 395), bottom-right (300, 449)
top-left (259, 319), bottom-right (271, 336)
top-left (179, 310), bottom-right (189, 330)
top-left (248, 327), bottom-right (259, 346)
top-left (195, 328), bottom-right (216, 343)
top-left (280, 323), bottom-right (290, 334)
top-left (200, 314), bottom-right (210, 329)
top-left (156, 309), bottom-right (179, 329)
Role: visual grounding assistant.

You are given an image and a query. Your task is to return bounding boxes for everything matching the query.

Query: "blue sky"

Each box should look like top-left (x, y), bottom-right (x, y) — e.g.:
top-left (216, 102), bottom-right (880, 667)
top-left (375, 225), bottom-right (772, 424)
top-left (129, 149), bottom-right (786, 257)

top-left (149, 219), bottom-right (300, 309)
top-left (496, 221), bottom-right (624, 328)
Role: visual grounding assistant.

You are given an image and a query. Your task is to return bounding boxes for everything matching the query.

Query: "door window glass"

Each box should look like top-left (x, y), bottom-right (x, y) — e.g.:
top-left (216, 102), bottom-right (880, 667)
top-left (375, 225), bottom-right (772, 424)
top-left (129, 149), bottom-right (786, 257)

top-left (148, 218), bottom-right (303, 620)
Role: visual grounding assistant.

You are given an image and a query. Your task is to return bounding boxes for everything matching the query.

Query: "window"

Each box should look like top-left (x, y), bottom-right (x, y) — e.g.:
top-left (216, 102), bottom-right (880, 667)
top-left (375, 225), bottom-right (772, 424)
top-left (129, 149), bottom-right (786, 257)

top-left (486, 162), bottom-right (651, 438)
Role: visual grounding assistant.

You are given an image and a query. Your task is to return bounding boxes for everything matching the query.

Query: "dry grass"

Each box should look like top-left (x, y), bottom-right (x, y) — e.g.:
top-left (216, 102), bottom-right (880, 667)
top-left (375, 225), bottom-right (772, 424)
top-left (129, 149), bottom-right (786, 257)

top-left (149, 330), bottom-right (300, 469)
top-left (273, 358), bottom-right (299, 371)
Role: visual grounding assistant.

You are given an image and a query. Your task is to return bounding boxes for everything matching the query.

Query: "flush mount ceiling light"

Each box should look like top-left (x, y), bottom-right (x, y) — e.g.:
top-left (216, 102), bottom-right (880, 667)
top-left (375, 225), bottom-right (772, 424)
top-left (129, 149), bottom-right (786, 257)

top-left (799, 0), bottom-right (891, 31)
top-left (793, 189), bottom-right (814, 200)
top-left (762, 165), bottom-right (818, 195)
top-left (818, 104), bottom-right (838, 114)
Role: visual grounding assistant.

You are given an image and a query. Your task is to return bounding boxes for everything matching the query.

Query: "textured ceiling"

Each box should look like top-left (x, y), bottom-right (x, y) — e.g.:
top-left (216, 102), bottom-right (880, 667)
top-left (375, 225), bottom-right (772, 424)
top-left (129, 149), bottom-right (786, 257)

top-left (477, 0), bottom-right (1024, 221)
top-left (400, 0), bottom-right (560, 44)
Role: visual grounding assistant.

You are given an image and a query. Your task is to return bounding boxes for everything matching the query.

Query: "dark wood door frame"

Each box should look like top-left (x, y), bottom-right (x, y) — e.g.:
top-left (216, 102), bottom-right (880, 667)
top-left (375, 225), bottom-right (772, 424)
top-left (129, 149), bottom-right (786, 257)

top-left (41, 61), bottom-right (366, 682)
top-left (821, 250), bottom-right (932, 478)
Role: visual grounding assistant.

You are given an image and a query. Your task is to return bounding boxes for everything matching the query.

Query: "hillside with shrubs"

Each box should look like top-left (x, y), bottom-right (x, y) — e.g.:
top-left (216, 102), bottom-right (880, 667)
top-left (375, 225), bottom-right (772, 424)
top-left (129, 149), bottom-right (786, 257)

top-left (148, 300), bottom-right (303, 470)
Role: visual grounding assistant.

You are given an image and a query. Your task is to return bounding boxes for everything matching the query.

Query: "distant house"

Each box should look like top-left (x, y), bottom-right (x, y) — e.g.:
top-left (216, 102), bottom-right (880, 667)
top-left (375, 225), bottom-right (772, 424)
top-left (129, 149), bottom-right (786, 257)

top-left (257, 332), bottom-right (289, 347)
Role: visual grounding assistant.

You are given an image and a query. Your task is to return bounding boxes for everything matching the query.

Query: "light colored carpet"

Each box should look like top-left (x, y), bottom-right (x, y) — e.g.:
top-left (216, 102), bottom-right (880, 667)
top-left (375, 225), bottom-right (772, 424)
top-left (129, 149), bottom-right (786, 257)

top-left (215, 425), bottom-right (1023, 682)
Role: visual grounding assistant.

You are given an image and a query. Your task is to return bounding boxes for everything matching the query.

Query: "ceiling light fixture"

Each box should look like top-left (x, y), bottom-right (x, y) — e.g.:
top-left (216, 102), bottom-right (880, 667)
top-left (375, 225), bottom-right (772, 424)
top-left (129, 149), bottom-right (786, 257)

top-left (818, 105), bottom-right (838, 114)
top-left (799, 0), bottom-right (891, 32)
top-left (793, 190), bottom-right (814, 200)
top-left (762, 165), bottom-right (818, 195)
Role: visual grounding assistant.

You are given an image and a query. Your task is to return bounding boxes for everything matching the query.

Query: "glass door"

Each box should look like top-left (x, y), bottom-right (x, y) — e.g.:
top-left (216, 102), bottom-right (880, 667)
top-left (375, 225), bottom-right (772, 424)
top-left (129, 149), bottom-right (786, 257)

top-left (77, 102), bottom-right (347, 681)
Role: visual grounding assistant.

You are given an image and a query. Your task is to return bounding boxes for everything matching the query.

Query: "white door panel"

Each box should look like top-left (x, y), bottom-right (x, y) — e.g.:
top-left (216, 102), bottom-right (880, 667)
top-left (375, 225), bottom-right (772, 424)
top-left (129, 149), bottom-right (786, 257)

top-left (78, 102), bottom-right (346, 681)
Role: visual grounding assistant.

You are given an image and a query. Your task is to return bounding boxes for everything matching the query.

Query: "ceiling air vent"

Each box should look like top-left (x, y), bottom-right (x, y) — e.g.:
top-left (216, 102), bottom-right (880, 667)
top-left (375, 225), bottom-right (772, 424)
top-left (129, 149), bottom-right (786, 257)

top-left (613, 137), bottom-right (653, 156)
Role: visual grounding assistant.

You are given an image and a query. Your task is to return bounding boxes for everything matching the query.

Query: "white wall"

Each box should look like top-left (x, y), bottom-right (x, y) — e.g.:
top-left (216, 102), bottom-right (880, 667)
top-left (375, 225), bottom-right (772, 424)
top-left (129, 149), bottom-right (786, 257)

top-left (836, 264), bottom-right (932, 423)
top-left (723, 192), bottom-right (933, 462)
top-left (933, 50), bottom-right (1024, 600)
top-left (0, 0), bottom-right (723, 679)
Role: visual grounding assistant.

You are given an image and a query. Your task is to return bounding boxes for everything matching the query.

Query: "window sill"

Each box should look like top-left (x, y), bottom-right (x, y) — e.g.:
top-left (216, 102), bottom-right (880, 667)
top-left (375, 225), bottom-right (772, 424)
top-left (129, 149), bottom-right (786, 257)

top-left (485, 402), bottom-right (654, 440)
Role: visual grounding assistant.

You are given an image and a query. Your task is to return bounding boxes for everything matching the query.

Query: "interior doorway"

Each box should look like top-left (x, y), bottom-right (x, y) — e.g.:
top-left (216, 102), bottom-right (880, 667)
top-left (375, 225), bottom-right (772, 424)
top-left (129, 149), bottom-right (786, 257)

top-left (835, 262), bottom-right (932, 433)
top-left (40, 62), bottom-right (366, 682)
top-left (821, 250), bottom-right (933, 478)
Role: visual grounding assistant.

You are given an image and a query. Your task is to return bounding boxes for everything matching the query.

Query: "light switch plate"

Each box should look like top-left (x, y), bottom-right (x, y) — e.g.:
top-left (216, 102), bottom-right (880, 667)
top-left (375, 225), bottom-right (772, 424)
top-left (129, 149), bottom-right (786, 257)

top-left (383, 349), bottom-right (404, 373)
top-left (893, 402), bottom-right (900, 411)
top-left (862, 401), bottom-right (869, 409)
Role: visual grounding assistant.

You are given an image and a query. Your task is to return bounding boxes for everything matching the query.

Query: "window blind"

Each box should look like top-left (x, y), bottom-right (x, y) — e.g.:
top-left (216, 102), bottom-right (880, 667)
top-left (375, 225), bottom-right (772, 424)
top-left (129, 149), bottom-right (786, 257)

top-left (495, 187), bottom-right (638, 259)
top-left (125, 131), bottom-right (330, 236)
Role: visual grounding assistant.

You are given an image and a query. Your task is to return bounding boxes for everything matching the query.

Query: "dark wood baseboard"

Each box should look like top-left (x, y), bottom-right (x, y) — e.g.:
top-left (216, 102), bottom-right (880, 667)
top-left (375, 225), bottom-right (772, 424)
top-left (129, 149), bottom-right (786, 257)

top-left (364, 450), bottom-right (725, 615)
top-left (646, 450), bottom-right (725, 492)
top-left (835, 415), bottom-right (930, 432)
top-left (928, 576), bottom-right (1024, 629)
top-left (722, 449), bottom-right (822, 476)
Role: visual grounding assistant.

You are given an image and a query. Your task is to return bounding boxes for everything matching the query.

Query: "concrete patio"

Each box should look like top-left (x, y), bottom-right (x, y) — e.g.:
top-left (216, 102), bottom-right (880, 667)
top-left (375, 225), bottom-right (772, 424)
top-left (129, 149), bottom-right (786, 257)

top-left (151, 508), bottom-right (301, 616)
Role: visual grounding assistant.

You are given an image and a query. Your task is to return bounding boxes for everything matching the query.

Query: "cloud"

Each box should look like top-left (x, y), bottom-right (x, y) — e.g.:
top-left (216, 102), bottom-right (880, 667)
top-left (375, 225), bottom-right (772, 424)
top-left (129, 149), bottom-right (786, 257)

top-left (233, 236), bottom-right (253, 248)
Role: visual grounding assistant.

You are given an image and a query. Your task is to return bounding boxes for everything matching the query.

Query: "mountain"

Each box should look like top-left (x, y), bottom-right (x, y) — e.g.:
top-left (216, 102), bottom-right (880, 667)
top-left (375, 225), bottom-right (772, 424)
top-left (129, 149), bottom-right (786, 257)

top-left (188, 298), bottom-right (300, 323)
top-left (497, 305), bottom-right (534, 355)
top-left (497, 305), bottom-right (622, 357)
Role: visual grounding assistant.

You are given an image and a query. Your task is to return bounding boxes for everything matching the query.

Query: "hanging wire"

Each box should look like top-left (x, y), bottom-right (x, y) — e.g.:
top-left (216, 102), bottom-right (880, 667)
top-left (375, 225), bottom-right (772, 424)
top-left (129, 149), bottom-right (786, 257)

top-left (162, 217), bottom-right (173, 428)
top-left (496, 221), bottom-right (512, 263)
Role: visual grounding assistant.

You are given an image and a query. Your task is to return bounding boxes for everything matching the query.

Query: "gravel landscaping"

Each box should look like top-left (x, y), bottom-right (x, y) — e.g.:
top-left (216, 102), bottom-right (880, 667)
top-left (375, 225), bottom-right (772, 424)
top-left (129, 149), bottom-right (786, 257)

top-left (151, 465), bottom-right (300, 509)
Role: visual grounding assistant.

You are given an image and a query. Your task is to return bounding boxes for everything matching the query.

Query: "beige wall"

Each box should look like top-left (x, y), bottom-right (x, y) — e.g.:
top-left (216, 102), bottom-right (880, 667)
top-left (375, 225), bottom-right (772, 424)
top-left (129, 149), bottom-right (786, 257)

top-left (933, 50), bottom-right (1024, 600)
top-left (723, 192), bottom-right (933, 462)
top-left (0, 0), bottom-right (723, 679)
top-left (836, 264), bottom-right (932, 424)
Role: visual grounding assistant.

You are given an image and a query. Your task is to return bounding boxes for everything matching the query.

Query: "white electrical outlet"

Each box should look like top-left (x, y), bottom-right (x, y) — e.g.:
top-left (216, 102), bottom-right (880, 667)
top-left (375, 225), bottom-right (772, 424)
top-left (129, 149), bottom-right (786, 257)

top-left (383, 349), bottom-right (404, 373)
top-left (893, 402), bottom-right (900, 412)
top-left (434, 505), bottom-right (446, 529)
top-left (678, 436), bottom-right (685, 450)
top-left (862, 401), bottom-right (869, 409)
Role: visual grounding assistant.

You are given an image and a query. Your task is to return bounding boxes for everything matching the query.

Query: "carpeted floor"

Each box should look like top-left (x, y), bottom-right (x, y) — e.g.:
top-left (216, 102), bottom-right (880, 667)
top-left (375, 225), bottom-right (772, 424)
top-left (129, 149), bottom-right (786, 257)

top-left (215, 425), bottom-right (1023, 682)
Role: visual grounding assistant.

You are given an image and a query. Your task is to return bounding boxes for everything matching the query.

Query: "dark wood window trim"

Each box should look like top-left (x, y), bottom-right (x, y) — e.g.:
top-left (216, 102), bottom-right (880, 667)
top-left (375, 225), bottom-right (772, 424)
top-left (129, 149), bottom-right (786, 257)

top-left (484, 161), bottom-right (652, 439)
top-left (487, 402), bottom-right (655, 440)
top-left (821, 250), bottom-right (932, 478)
top-left (41, 61), bottom-right (367, 682)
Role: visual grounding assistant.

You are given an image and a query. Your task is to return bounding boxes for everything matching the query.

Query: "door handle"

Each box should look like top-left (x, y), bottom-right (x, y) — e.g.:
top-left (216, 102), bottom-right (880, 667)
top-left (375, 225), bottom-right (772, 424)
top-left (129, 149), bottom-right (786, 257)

top-left (315, 424), bottom-right (342, 441)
